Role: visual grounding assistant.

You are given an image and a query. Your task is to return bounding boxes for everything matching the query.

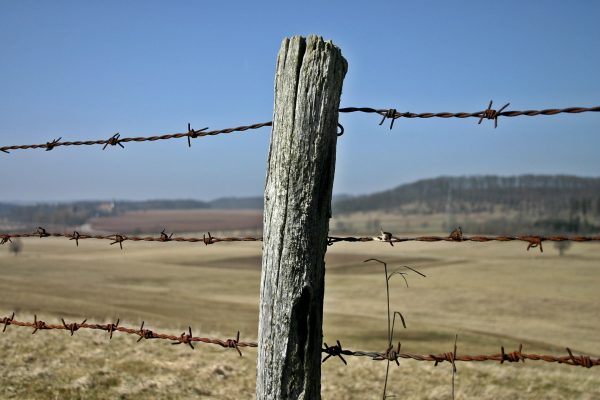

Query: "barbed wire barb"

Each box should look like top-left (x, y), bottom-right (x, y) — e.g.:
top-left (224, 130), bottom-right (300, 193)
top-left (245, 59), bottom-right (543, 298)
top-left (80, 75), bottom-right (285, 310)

top-left (172, 327), bottom-right (195, 349)
top-left (322, 340), bottom-right (347, 365)
top-left (110, 234), bottom-right (126, 250)
top-left (478, 100), bottom-right (510, 128)
top-left (69, 231), bottom-right (81, 246)
top-left (102, 133), bottom-right (124, 150)
top-left (45, 137), bottom-right (62, 151)
top-left (379, 108), bottom-right (398, 130)
top-left (187, 123), bottom-right (209, 147)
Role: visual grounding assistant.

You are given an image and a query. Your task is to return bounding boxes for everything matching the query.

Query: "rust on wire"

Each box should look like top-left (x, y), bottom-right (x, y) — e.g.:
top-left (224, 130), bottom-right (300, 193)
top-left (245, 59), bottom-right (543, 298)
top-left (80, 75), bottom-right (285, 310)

top-left (172, 327), bottom-right (195, 349)
top-left (62, 318), bottom-right (87, 336)
top-left (225, 331), bottom-right (243, 357)
top-left (31, 315), bottom-right (47, 334)
top-left (320, 340), bottom-right (600, 368)
top-left (330, 232), bottom-right (600, 251)
top-left (0, 230), bottom-right (263, 246)
top-left (500, 344), bottom-right (524, 364)
top-left (136, 321), bottom-right (154, 343)
top-left (1, 314), bottom-right (597, 368)
top-left (2, 312), bottom-right (15, 332)
top-left (525, 236), bottom-right (543, 252)
top-left (160, 229), bottom-right (173, 242)
top-left (567, 348), bottom-right (594, 368)
top-left (0, 235), bottom-right (11, 245)
top-left (2, 229), bottom-right (598, 249)
top-left (477, 100), bottom-right (510, 128)
top-left (449, 227), bottom-right (463, 241)
top-left (110, 234), bottom-right (127, 250)
top-left (105, 318), bottom-right (120, 340)
top-left (0, 315), bottom-right (257, 352)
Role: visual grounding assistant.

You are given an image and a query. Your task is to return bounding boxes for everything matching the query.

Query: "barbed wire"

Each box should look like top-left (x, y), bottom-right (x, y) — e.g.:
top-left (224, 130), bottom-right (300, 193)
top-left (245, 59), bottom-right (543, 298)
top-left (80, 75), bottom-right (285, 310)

top-left (339, 103), bottom-right (600, 129)
top-left (2, 103), bottom-right (598, 154)
top-left (0, 313), bottom-right (254, 355)
top-left (0, 121), bottom-right (272, 154)
top-left (0, 228), bottom-right (261, 248)
top-left (2, 228), bottom-right (598, 251)
top-left (328, 230), bottom-right (600, 252)
top-left (321, 340), bottom-right (599, 368)
top-left (1, 313), bottom-right (595, 369)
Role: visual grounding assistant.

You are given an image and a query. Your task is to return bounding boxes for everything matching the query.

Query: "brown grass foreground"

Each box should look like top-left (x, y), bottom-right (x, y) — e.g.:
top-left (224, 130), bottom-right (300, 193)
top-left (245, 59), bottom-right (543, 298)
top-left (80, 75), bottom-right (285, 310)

top-left (0, 237), bottom-right (599, 399)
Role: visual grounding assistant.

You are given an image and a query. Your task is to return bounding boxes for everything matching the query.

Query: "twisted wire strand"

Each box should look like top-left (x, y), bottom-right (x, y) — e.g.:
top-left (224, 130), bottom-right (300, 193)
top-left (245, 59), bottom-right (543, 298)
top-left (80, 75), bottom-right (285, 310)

top-left (338, 105), bottom-right (600, 120)
top-left (2, 229), bottom-right (599, 249)
top-left (1, 315), bottom-right (596, 368)
top-left (0, 122), bottom-right (272, 153)
top-left (2, 105), bottom-right (599, 154)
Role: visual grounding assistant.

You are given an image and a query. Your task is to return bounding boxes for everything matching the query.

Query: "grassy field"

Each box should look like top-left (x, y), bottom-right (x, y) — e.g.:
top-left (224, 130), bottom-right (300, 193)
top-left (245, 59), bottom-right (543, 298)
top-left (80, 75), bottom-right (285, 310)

top-left (88, 209), bottom-right (262, 234)
top-left (0, 235), bottom-right (599, 399)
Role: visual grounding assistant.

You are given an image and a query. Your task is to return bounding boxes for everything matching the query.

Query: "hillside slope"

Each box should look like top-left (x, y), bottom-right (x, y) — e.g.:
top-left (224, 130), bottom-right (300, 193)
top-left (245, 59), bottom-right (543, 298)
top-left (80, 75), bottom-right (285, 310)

top-left (334, 175), bottom-right (600, 216)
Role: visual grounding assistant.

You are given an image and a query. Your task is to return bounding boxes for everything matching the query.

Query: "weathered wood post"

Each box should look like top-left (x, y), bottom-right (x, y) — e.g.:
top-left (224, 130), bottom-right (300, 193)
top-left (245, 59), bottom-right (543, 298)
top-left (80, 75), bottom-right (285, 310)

top-left (256, 35), bottom-right (347, 399)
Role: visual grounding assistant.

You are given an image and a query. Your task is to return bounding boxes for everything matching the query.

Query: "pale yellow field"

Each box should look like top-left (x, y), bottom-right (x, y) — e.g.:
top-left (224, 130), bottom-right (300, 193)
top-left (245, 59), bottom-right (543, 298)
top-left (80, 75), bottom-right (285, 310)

top-left (0, 236), bottom-right (599, 399)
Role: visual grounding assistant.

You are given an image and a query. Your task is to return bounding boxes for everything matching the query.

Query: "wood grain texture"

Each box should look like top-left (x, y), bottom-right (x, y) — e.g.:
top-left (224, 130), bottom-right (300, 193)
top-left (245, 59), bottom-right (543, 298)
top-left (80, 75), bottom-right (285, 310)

top-left (256, 35), bottom-right (347, 400)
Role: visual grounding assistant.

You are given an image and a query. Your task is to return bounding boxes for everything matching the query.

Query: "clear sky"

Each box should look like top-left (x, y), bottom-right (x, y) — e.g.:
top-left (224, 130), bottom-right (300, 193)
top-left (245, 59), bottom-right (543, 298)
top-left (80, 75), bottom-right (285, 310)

top-left (1, 0), bottom-right (599, 202)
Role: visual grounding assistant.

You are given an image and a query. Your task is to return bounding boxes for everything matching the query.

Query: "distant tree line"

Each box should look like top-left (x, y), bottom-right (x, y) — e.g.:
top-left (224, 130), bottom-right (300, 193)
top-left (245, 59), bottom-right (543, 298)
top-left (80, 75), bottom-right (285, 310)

top-left (0, 197), bottom-right (264, 232)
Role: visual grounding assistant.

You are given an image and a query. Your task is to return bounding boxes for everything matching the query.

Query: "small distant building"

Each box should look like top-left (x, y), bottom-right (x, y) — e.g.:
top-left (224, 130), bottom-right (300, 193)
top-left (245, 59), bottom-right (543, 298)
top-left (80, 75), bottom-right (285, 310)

top-left (97, 202), bottom-right (115, 213)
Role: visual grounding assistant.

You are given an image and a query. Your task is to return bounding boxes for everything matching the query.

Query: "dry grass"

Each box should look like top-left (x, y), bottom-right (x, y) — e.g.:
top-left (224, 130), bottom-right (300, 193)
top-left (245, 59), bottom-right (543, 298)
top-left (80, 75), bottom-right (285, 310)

top-left (88, 209), bottom-right (262, 234)
top-left (0, 236), bottom-right (599, 399)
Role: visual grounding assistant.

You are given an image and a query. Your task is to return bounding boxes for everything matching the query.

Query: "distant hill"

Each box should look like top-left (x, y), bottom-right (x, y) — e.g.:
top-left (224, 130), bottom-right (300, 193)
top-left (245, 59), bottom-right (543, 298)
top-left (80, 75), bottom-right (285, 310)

top-left (334, 175), bottom-right (600, 215)
top-left (332, 175), bottom-right (600, 235)
top-left (2, 175), bottom-right (599, 234)
top-left (0, 200), bottom-right (210, 230)
top-left (209, 197), bottom-right (263, 210)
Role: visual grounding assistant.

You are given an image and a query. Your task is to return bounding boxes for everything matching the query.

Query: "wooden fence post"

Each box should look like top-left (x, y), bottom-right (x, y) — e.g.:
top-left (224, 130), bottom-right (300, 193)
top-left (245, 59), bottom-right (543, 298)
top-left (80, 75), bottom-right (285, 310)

top-left (256, 35), bottom-right (347, 399)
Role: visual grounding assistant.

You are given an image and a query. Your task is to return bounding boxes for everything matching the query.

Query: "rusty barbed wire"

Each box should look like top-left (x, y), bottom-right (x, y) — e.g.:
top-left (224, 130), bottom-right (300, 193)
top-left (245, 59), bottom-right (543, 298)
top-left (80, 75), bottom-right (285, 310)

top-left (2, 104), bottom-right (599, 154)
top-left (0, 314), bottom-right (255, 354)
top-left (0, 229), bottom-right (262, 248)
top-left (0, 121), bottom-right (273, 154)
top-left (1, 229), bottom-right (599, 250)
top-left (328, 233), bottom-right (600, 252)
top-left (339, 104), bottom-right (600, 129)
top-left (1, 314), bottom-right (596, 368)
top-left (321, 340), bottom-right (600, 368)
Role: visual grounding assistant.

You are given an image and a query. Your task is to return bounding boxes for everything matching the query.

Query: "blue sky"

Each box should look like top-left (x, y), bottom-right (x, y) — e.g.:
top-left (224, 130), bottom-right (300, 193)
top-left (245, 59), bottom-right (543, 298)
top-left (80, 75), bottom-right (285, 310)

top-left (1, 0), bottom-right (599, 201)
